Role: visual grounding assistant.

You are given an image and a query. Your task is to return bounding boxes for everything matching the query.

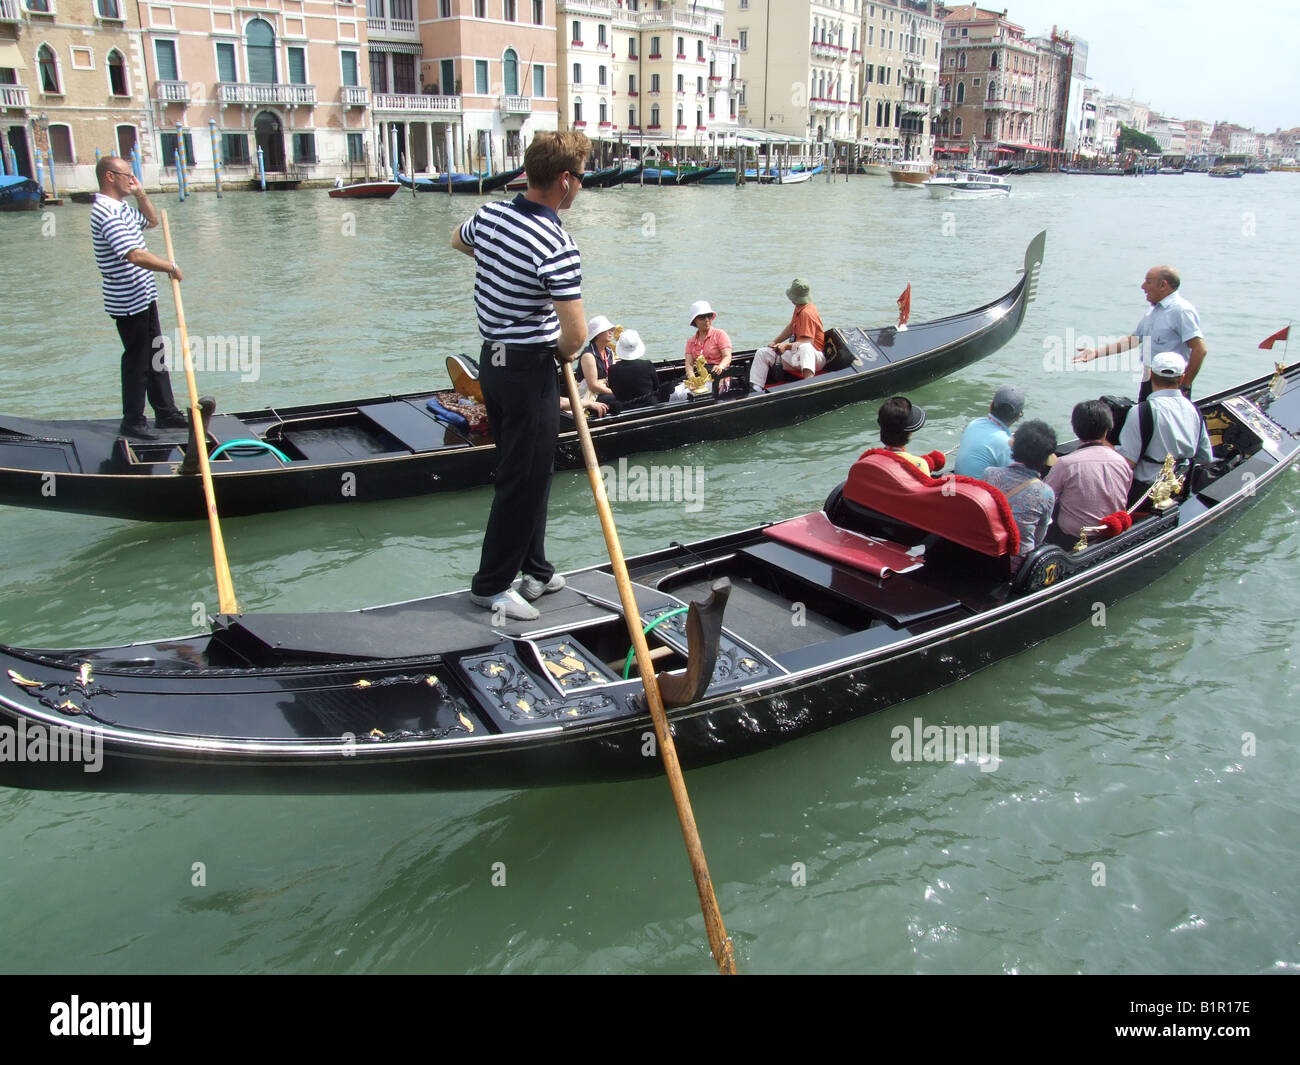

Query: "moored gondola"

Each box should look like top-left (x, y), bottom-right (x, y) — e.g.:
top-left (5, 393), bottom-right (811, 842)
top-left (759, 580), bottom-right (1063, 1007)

top-left (0, 232), bottom-right (1046, 521)
top-left (2, 359), bottom-right (1296, 792)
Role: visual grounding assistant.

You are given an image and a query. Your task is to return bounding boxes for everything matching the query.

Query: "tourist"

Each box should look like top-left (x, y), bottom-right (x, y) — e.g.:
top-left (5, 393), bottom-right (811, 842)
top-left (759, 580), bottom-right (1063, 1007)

top-left (981, 420), bottom-right (1058, 572)
top-left (748, 278), bottom-right (826, 391)
top-left (1043, 400), bottom-right (1133, 549)
top-left (90, 155), bottom-right (188, 440)
top-left (954, 385), bottom-right (1025, 477)
top-left (877, 397), bottom-right (943, 474)
top-left (452, 130), bottom-right (591, 622)
top-left (606, 330), bottom-right (659, 408)
top-left (1073, 264), bottom-right (1207, 400)
top-left (579, 314), bottom-right (617, 402)
top-left (683, 300), bottom-right (732, 380)
top-left (1117, 352), bottom-right (1213, 505)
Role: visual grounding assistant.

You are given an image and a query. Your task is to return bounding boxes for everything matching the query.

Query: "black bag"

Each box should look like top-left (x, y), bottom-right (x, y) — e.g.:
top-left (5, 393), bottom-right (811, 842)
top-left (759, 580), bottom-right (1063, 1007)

top-left (1100, 394), bottom-right (1134, 445)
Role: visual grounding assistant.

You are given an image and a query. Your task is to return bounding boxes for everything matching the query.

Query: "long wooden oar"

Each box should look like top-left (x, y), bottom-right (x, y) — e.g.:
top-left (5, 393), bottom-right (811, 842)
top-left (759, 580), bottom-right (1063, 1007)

top-left (560, 362), bottom-right (736, 974)
top-left (161, 210), bottom-right (239, 615)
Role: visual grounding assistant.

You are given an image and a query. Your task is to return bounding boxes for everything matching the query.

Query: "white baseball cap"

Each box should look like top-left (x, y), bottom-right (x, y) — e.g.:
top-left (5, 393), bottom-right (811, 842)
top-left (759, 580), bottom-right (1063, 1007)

top-left (1151, 352), bottom-right (1188, 378)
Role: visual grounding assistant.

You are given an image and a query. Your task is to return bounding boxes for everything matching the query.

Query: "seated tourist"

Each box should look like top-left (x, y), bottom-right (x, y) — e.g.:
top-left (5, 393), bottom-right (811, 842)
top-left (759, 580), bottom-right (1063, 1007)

top-left (1117, 352), bottom-right (1213, 506)
top-left (749, 278), bottom-right (826, 391)
top-left (579, 315), bottom-right (618, 402)
top-left (559, 394), bottom-right (609, 418)
top-left (981, 420), bottom-right (1058, 572)
top-left (684, 300), bottom-right (732, 379)
top-left (877, 396), bottom-right (944, 474)
top-left (1043, 400), bottom-right (1133, 549)
top-left (954, 385), bottom-right (1025, 477)
top-left (607, 330), bottom-right (660, 408)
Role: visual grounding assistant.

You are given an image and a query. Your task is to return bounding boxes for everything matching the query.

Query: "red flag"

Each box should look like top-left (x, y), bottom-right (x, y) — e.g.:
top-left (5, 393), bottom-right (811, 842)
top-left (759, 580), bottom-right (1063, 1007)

top-left (1259, 326), bottom-right (1290, 349)
top-left (897, 283), bottom-right (911, 327)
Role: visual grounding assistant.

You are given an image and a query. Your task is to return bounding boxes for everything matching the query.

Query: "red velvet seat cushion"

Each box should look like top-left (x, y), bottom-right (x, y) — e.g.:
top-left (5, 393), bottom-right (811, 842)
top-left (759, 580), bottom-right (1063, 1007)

top-left (764, 511), bottom-right (923, 578)
top-left (842, 449), bottom-right (1020, 557)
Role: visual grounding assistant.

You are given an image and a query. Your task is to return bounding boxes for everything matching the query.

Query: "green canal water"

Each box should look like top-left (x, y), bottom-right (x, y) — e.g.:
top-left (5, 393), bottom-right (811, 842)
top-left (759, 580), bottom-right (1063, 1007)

top-left (0, 174), bottom-right (1297, 974)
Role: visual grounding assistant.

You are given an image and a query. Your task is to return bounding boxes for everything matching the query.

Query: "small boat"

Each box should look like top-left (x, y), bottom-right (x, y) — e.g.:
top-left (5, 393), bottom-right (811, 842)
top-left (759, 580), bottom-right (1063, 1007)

top-left (3, 355), bottom-right (1294, 792)
top-left (0, 233), bottom-right (1047, 521)
top-left (637, 166), bottom-right (721, 186)
top-left (327, 181), bottom-right (401, 199)
top-left (0, 175), bottom-right (43, 212)
top-left (759, 169), bottom-right (814, 185)
top-left (397, 167), bottom-right (525, 194)
top-left (889, 163), bottom-right (931, 187)
top-left (1157, 167), bottom-right (1185, 175)
top-left (247, 176), bottom-right (302, 191)
top-left (923, 169), bottom-right (1011, 199)
top-left (581, 165), bottom-right (628, 189)
top-left (1208, 165), bottom-right (1244, 179)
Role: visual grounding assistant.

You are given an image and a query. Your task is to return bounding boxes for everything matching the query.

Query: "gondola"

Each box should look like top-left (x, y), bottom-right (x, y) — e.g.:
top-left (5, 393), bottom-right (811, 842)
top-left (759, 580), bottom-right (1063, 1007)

top-left (637, 166), bottom-right (721, 186)
top-left (2, 357), bottom-right (1295, 793)
top-left (0, 233), bottom-right (1045, 522)
top-left (396, 167), bottom-right (525, 193)
top-left (327, 181), bottom-right (401, 199)
top-left (0, 175), bottom-right (43, 212)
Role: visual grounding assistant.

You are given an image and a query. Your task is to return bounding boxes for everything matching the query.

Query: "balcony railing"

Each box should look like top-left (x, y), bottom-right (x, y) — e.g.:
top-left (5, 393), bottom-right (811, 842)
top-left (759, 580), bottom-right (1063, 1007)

top-left (218, 82), bottom-right (317, 106)
top-left (372, 92), bottom-right (462, 114)
top-left (155, 80), bottom-right (190, 103)
top-left (341, 85), bottom-right (369, 106)
top-left (366, 16), bottom-right (418, 37)
top-left (811, 42), bottom-right (847, 60)
top-left (0, 0), bottom-right (22, 22)
top-left (499, 94), bottom-right (531, 115)
top-left (558, 0), bottom-right (613, 15)
top-left (0, 83), bottom-right (29, 109)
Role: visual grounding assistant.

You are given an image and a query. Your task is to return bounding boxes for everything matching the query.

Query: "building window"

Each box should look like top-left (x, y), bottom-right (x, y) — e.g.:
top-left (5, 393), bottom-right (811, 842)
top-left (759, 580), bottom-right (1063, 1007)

top-left (341, 50), bottom-right (359, 87)
top-left (292, 132), bottom-right (316, 164)
top-left (598, 65), bottom-right (606, 86)
top-left (97, 0), bottom-right (122, 18)
top-left (697, 40), bottom-right (704, 59)
top-left (532, 0), bottom-right (543, 24)
top-left (629, 106), bottom-right (636, 127)
top-left (222, 132), bottom-right (250, 164)
top-left (956, 80), bottom-right (964, 103)
top-left (47, 123), bottom-right (73, 163)
top-left (628, 73), bottom-right (636, 93)
top-left (347, 131), bottom-right (365, 163)
top-left (676, 36), bottom-right (684, 58)
top-left (533, 65), bottom-right (544, 97)
top-left (990, 51), bottom-right (998, 69)
top-left (370, 52), bottom-right (388, 94)
top-left (649, 36), bottom-right (660, 57)
top-left (475, 59), bottom-right (488, 94)
top-left (696, 108), bottom-right (702, 127)
top-left (246, 18), bottom-right (276, 83)
top-left (598, 25), bottom-right (607, 47)
top-left (572, 20), bottom-right (581, 43)
top-left (438, 0), bottom-right (449, 15)
top-left (738, 30), bottom-right (747, 51)
top-left (650, 73), bottom-right (659, 92)
top-left (393, 53), bottom-right (415, 93)
top-left (25, 0), bottom-right (50, 10)
top-left (160, 131), bottom-right (196, 167)
top-left (985, 117), bottom-right (993, 137)
top-left (628, 37), bottom-right (637, 59)
top-left (107, 49), bottom-right (128, 95)
top-left (474, 0), bottom-right (485, 14)
top-left (573, 62), bottom-right (581, 85)
top-left (650, 104), bottom-right (659, 126)
top-left (216, 41), bottom-right (237, 83)
top-left (115, 124), bottom-right (137, 159)
top-left (503, 48), bottom-right (519, 95)
top-left (676, 73), bottom-right (683, 92)
top-left (37, 44), bottom-right (61, 93)
top-left (503, 0), bottom-right (516, 21)
top-left (573, 99), bottom-right (582, 123)
top-left (955, 117), bottom-right (962, 135)
top-left (287, 47), bottom-right (307, 85)
top-left (599, 99), bottom-right (607, 123)
top-left (676, 105), bottom-right (683, 127)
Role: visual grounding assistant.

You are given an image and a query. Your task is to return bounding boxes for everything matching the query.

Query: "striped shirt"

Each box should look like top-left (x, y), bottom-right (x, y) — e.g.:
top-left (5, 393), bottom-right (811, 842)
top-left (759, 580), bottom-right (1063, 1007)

top-left (459, 194), bottom-right (581, 345)
top-left (91, 193), bottom-right (157, 317)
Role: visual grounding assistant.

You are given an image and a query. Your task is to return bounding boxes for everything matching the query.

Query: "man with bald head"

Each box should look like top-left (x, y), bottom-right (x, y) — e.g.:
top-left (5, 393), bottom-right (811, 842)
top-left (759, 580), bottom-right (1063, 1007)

top-left (1074, 264), bottom-right (1207, 401)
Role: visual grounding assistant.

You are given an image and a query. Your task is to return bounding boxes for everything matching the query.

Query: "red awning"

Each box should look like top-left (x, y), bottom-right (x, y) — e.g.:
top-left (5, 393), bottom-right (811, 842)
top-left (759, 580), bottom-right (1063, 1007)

top-left (993, 147), bottom-right (1016, 154)
top-left (1002, 142), bottom-right (1061, 153)
top-left (936, 146), bottom-right (969, 154)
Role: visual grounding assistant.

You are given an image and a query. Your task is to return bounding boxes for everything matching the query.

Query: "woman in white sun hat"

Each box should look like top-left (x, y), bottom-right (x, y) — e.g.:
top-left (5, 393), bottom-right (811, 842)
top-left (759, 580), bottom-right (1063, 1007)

top-left (684, 299), bottom-right (732, 381)
top-left (607, 329), bottom-right (660, 408)
top-left (579, 314), bottom-right (618, 401)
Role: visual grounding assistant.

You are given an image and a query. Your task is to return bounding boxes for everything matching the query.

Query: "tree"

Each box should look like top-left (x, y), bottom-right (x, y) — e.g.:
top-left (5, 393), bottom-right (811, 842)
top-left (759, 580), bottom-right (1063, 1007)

top-left (1117, 123), bottom-right (1160, 156)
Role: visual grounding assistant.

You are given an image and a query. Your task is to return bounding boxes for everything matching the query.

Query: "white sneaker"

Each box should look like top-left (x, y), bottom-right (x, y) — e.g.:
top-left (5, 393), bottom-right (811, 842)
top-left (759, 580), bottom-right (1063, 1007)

top-left (518, 573), bottom-right (566, 601)
top-left (469, 588), bottom-right (540, 622)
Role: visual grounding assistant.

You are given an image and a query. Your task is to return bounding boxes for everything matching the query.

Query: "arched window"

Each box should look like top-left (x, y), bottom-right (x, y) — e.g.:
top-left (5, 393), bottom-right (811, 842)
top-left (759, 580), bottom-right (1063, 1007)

top-left (955, 117), bottom-right (963, 136)
top-left (573, 99), bottom-right (582, 123)
top-left (503, 48), bottom-right (518, 95)
top-left (990, 51), bottom-right (999, 70)
top-left (956, 81), bottom-right (965, 103)
top-left (246, 18), bottom-right (277, 84)
top-left (37, 45), bottom-right (61, 94)
top-left (107, 49), bottom-right (129, 96)
top-left (987, 79), bottom-right (997, 101)
top-left (958, 51), bottom-right (966, 70)
top-left (599, 98), bottom-right (607, 123)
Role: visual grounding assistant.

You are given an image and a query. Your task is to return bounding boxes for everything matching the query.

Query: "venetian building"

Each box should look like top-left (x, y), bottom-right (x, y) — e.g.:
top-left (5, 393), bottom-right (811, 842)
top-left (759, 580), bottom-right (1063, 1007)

top-left (2, 0), bottom-right (149, 188)
top-left (859, 0), bottom-right (942, 165)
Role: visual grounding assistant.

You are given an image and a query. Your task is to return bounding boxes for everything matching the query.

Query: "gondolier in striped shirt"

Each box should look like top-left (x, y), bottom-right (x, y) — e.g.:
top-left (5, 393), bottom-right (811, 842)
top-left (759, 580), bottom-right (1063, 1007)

top-left (90, 156), bottom-right (187, 439)
top-left (452, 130), bottom-right (591, 622)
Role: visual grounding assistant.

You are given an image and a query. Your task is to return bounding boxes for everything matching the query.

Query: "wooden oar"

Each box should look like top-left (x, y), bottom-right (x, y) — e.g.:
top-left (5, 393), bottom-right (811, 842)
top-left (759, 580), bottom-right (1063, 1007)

top-left (560, 361), bottom-right (737, 975)
top-left (161, 210), bottom-right (239, 615)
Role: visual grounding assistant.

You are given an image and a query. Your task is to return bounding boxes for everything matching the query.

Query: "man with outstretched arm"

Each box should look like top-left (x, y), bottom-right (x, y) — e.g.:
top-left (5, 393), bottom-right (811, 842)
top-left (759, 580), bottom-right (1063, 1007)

top-left (90, 155), bottom-right (187, 440)
top-left (452, 130), bottom-right (591, 622)
top-left (1074, 264), bottom-right (1207, 401)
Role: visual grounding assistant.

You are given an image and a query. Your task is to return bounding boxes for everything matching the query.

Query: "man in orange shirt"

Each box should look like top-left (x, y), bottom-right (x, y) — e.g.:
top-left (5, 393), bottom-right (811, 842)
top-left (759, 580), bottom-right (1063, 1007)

top-left (749, 278), bottom-right (826, 391)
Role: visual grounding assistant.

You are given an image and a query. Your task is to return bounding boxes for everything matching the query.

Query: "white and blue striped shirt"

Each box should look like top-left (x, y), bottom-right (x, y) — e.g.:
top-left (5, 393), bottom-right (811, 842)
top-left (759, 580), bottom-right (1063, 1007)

top-left (459, 194), bottom-right (582, 345)
top-left (91, 193), bottom-right (157, 317)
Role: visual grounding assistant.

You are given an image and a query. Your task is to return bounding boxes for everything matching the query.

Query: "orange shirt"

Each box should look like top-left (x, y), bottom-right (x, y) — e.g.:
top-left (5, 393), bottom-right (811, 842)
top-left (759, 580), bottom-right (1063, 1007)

top-left (685, 326), bottom-right (732, 366)
top-left (789, 303), bottom-right (825, 353)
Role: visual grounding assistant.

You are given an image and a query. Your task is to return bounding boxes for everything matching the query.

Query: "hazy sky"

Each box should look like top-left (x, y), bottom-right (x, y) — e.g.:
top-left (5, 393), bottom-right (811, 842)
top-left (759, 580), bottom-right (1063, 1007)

top-left (994, 0), bottom-right (1299, 132)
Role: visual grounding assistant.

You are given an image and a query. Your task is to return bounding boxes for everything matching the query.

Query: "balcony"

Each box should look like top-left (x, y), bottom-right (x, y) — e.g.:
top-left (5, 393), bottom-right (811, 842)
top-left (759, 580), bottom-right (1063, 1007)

top-left (341, 85), bottom-right (369, 107)
top-left (218, 82), bottom-right (317, 107)
top-left (728, 78), bottom-right (743, 94)
top-left (558, 0), bottom-right (613, 15)
top-left (372, 92), bottom-right (462, 115)
top-left (811, 42), bottom-right (847, 60)
top-left (0, 0), bottom-right (22, 21)
top-left (0, 83), bottom-right (29, 110)
top-left (498, 94), bottom-right (531, 115)
top-left (155, 80), bottom-right (190, 103)
top-left (366, 16), bottom-right (418, 39)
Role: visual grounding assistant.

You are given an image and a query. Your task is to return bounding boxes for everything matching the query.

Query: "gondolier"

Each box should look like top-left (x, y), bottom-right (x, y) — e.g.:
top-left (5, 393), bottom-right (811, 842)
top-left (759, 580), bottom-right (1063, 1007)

top-left (452, 130), bottom-right (591, 622)
top-left (90, 156), bottom-right (188, 439)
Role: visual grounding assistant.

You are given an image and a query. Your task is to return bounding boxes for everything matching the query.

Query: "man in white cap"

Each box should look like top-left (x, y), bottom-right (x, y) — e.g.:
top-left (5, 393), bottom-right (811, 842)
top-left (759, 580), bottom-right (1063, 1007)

top-left (749, 278), bottom-right (825, 391)
top-left (1074, 264), bottom-right (1207, 401)
top-left (1117, 351), bottom-right (1212, 500)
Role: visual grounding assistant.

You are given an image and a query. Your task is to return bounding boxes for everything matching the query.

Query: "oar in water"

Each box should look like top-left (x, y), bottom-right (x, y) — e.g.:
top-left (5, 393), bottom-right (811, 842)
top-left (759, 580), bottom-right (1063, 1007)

top-left (560, 360), bottom-right (737, 975)
top-left (161, 210), bottom-right (239, 615)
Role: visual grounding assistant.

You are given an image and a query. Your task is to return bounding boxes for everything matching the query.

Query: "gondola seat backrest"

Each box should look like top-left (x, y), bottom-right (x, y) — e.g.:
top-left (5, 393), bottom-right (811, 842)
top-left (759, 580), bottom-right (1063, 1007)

top-left (843, 449), bottom-right (1021, 557)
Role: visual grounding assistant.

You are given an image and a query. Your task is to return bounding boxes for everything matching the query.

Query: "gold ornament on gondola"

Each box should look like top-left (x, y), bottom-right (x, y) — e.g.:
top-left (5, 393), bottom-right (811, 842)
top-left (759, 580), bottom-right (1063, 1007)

top-left (1148, 454), bottom-right (1185, 511)
top-left (684, 354), bottom-right (712, 394)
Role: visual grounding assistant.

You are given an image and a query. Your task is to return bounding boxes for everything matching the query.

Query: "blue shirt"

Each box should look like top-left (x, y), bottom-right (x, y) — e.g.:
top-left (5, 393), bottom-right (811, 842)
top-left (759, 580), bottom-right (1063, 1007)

top-left (1135, 291), bottom-right (1202, 380)
top-left (954, 414), bottom-right (1013, 478)
top-left (982, 462), bottom-right (1056, 568)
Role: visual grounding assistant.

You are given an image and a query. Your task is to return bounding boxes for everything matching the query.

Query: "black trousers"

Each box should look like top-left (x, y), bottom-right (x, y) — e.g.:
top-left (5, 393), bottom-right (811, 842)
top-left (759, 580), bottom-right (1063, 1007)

top-left (113, 301), bottom-right (181, 426)
top-left (471, 342), bottom-right (560, 598)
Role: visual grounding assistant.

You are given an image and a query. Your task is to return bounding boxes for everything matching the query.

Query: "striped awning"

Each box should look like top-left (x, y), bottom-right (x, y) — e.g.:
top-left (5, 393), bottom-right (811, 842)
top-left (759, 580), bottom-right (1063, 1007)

top-left (366, 41), bottom-right (422, 56)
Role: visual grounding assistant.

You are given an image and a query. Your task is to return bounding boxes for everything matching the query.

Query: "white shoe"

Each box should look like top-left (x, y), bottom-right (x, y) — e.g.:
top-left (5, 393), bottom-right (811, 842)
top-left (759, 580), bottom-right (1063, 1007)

top-left (518, 573), bottom-right (566, 601)
top-left (469, 588), bottom-right (540, 622)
